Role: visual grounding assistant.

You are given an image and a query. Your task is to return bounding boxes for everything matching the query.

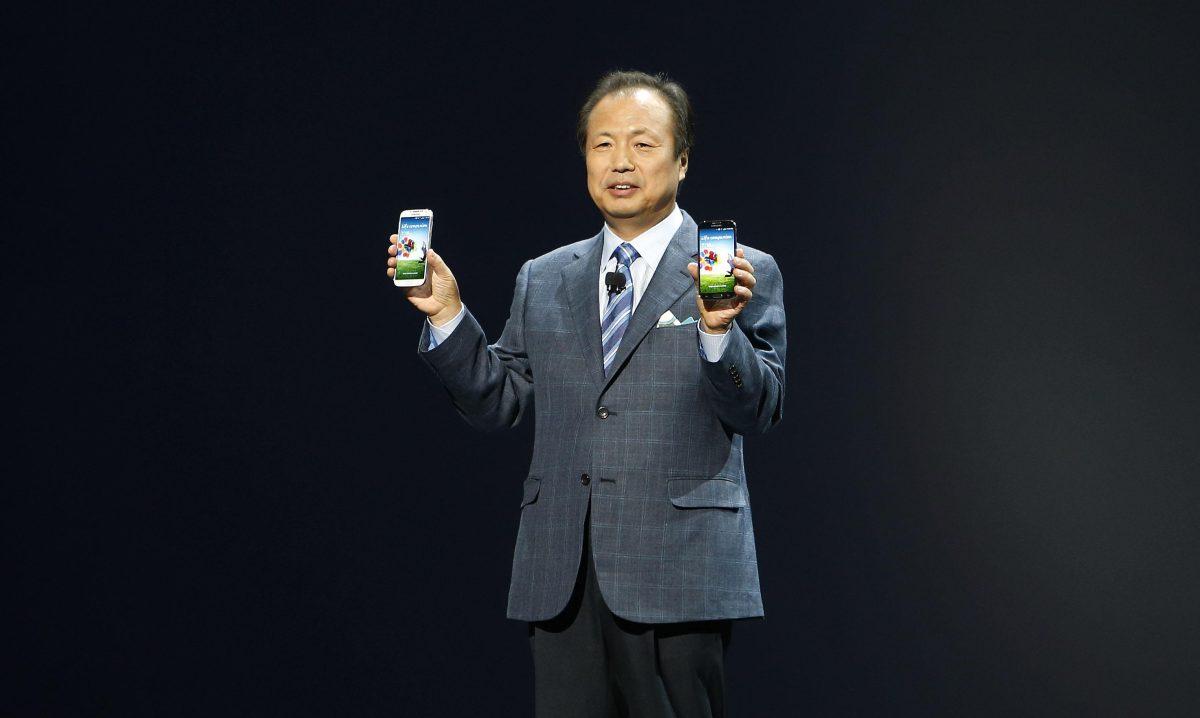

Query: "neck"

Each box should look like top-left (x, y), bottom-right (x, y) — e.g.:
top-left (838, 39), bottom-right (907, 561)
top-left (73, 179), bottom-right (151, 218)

top-left (605, 203), bottom-right (675, 241)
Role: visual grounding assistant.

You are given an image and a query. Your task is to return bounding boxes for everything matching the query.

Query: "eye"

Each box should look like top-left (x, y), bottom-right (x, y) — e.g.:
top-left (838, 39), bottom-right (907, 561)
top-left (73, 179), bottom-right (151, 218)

top-left (635, 142), bottom-right (653, 149)
top-left (594, 141), bottom-right (612, 149)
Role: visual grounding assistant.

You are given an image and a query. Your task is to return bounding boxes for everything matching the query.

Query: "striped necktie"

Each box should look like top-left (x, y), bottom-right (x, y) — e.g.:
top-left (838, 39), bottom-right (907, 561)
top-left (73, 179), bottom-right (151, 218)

top-left (601, 242), bottom-right (640, 376)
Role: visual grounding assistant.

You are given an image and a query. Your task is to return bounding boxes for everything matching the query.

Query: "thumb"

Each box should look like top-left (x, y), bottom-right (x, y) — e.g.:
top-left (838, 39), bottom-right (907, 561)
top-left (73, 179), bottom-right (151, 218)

top-left (427, 248), bottom-right (454, 278)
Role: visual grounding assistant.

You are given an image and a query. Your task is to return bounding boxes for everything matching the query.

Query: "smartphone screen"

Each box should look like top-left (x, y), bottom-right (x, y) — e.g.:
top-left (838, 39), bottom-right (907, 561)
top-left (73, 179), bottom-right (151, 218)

top-left (394, 214), bottom-right (431, 282)
top-left (697, 223), bottom-right (737, 297)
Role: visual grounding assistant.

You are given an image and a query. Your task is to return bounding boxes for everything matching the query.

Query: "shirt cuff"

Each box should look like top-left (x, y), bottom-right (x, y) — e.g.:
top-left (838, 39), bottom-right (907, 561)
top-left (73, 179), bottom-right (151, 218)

top-left (427, 304), bottom-right (467, 346)
top-left (697, 323), bottom-right (731, 362)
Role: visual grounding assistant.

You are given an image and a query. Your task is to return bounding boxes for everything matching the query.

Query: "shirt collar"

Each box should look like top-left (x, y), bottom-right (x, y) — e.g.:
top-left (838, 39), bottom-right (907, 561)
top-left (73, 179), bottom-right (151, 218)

top-left (600, 204), bottom-right (683, 272)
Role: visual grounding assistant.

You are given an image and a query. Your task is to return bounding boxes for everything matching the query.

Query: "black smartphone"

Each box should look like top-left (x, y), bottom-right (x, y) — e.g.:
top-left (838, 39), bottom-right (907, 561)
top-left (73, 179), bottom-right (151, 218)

top-left (697, 219), bottom-right (738, 299)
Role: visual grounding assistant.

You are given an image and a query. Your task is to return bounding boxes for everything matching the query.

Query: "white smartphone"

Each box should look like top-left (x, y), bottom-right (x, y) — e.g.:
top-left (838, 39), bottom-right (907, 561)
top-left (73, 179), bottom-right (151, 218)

top-left (393, 208), bottom-right (434, 287)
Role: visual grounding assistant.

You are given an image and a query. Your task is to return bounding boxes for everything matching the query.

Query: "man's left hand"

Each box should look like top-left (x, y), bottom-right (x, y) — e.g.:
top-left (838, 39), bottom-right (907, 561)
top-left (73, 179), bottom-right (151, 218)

top-left (687, 247), bottom-right (755, 334)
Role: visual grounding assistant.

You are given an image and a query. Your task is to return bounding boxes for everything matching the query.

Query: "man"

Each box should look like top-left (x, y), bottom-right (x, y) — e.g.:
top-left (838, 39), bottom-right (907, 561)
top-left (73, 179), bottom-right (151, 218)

top-left (386, 70), bottom-right (786, 717)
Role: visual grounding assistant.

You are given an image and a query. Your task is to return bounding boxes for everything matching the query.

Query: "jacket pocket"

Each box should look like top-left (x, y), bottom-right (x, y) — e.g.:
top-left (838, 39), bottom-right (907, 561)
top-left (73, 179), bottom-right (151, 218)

top-left (653, 320), bottom-right (698, 331)
top-left (667, 475), bottom-right (746, 509)
top-left (520, 477), bottom-right (542, 507)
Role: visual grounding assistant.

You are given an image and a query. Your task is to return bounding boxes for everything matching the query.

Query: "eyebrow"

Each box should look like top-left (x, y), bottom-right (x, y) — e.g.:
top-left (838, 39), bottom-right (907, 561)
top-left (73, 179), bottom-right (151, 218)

top-left (594, 127), bottom-right (658, 138)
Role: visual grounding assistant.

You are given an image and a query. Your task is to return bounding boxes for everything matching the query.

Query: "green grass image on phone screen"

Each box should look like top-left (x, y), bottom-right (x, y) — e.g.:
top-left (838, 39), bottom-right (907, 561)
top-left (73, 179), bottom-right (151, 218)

top-left (700, 271), bottom-right (735, 294)
top-left (394, 259), bottom-right (426, 280)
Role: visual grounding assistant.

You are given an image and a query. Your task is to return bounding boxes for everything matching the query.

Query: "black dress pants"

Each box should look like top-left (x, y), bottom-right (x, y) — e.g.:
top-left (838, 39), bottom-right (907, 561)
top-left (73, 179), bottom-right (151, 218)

top-left (529, 503), bottom-right (731, 717)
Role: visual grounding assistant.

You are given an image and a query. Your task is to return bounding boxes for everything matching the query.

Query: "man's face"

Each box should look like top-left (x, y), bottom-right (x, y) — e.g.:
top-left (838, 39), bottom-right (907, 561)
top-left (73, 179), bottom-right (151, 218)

top-left (585, 88), bottom-right (688, 235)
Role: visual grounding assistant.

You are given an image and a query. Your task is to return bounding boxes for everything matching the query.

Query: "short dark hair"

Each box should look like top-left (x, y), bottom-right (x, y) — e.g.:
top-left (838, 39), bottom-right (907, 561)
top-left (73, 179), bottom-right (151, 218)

top-left (577, 70), bottom-right (695, 159)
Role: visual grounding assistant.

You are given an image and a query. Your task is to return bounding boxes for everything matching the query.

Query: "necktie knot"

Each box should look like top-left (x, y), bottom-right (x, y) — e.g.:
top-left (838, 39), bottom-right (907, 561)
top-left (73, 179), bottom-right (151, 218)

top-left (613, 242), bottom-right (640, 268)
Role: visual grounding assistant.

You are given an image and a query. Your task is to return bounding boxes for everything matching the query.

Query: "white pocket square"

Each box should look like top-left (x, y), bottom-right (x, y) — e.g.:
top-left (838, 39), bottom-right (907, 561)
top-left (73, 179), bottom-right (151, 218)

top-left (656, 311), bottom-right (698, 328)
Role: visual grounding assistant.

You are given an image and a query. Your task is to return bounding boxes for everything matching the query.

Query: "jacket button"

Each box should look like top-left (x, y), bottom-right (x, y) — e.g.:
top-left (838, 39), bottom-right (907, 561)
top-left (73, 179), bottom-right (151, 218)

top-left (580, 473), bottom-right (591, 486)
top-left (596, 406), bottom-right (609, 419)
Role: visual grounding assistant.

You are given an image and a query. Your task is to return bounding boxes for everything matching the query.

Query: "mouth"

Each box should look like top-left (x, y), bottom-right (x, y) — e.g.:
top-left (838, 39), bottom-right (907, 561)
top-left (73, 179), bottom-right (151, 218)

top-left (606, 181), bottom-right (639, 197)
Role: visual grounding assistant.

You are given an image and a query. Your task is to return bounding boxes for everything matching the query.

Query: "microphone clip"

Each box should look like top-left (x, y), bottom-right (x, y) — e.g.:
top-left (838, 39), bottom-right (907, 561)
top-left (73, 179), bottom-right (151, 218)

top-left (605, 271), bottom-right (628, 295)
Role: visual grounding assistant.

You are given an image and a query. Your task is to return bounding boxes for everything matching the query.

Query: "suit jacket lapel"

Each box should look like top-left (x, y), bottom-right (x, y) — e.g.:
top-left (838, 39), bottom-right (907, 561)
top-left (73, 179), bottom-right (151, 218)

top-left (602, 211), bottom-right (697, 389)
top-left (562, 230), bottom-right (607, 390)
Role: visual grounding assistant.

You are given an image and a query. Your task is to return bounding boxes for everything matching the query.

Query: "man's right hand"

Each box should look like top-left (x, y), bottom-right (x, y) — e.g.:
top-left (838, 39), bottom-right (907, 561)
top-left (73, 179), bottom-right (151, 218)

top-left (387, 234), bottom-right (462, 326)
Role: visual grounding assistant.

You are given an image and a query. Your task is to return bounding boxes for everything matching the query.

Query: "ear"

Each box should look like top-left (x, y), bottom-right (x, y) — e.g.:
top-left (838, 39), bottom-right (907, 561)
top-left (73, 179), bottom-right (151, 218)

top-left (677, 151), bottom-right (689, 182)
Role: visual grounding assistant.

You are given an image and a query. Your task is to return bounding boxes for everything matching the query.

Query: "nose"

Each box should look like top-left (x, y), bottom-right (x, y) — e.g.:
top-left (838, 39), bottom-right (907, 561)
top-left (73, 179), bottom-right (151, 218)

top-left (612, 143), bottom-right (635, 173)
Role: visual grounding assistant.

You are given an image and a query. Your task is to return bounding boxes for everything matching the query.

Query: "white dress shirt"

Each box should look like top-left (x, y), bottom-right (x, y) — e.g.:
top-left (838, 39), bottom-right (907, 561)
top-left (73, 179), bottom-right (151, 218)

top-left (428, 204), bottom-right (730, 361)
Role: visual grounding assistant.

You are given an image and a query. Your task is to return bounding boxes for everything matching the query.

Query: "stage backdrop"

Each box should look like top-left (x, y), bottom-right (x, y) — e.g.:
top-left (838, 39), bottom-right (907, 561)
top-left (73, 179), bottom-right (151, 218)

top-left (10, 2), bottom-right (1199, 715)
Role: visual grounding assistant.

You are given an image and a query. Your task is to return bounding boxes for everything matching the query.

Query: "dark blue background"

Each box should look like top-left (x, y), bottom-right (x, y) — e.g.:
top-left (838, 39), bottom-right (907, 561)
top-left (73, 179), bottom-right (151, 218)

top-left (11, 1), bottom-right (1199, 714)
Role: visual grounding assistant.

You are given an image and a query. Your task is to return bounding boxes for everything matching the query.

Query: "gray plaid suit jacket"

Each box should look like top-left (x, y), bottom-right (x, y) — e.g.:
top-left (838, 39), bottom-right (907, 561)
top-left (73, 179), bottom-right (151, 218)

top-left (417, 209), bottom-right (786, 623)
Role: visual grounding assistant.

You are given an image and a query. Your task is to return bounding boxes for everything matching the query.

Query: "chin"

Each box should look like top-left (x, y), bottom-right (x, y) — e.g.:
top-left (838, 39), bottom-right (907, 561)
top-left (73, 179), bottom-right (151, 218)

top-left (601, 199), bottom-right (646, 215)
top-left (603, 206), bottom-right (642, 219)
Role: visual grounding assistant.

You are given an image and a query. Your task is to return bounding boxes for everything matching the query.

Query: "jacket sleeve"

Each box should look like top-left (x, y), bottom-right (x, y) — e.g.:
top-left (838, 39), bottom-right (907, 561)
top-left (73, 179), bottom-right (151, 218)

top-left (700, 251), bottom-right (786, 435)
top-left (416, 259), bottom-right (534, 432)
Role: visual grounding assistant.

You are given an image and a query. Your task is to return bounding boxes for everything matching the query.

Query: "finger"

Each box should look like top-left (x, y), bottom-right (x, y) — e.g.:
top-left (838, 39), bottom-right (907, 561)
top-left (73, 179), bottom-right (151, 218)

top-left (735, 247), bottom-right (745, 258)
top-left (427, 249), bottom-right (453, 279)
top-left (386, 267), bottom-right (395, 278)
top-left (388, 257), bottom-right (396, 267)
top-left (687, 262), bottom-right (699, 281)
top-left (388, 244), bottom-right (397, 256)
top-left (389, 234), bottom-right (399, 245)
top-left (733, 268), bottom-right (756, 288)
top-left (732, 256), bottom-right (754, 274)
top-left (733, 285), bottom-right (753, 301)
